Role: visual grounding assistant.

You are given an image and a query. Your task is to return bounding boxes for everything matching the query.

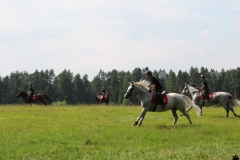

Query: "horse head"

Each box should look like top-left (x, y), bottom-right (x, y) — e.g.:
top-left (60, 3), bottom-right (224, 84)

top-left (182, 84), bottom-right (190, 95)
top-left (16, 91), bottom-right (21, 98)
top-left (124, 82), bottom-right (135, 99)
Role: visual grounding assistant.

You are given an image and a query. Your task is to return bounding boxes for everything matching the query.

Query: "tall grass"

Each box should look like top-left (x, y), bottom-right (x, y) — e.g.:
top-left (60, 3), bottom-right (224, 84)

top-left (0, 105), bottom-right (239, 159)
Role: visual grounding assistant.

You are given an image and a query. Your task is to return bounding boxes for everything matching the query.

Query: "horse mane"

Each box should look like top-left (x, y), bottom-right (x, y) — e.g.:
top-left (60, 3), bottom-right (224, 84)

top-left (134, 79), bottom-right (151, 90)
top-left (190, 84), bottom-right (197, 87)
top-left (20, 91), bottom-right (28, 95)
top-left (187, 84), bottom-right (200, 91)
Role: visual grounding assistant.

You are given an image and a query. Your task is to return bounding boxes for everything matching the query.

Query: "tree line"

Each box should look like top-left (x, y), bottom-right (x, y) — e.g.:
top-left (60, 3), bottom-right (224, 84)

top-left (0, 66), bottom-right (239, 105)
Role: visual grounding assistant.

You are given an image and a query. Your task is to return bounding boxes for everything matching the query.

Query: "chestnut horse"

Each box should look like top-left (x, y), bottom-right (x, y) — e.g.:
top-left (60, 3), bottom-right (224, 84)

top-left (16, 91), bottom-right (53, 106)
top-left (96, 92), bottom-right (111, 105)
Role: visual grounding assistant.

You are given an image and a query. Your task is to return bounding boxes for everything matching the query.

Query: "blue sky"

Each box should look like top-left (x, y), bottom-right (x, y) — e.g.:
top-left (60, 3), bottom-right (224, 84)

top-left (0, 0), bottom-right (240, 80)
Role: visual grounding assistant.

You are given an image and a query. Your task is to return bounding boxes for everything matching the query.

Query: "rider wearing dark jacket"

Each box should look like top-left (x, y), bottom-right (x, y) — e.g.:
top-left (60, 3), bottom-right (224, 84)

top-left (145, 71), bottom-right (166, 110)
top-left (200, 75), bottom-right (209, 102)
top-left (29, 83), bottom-right (34, 101)
top-left (102, 87), bottom-right (106, 96)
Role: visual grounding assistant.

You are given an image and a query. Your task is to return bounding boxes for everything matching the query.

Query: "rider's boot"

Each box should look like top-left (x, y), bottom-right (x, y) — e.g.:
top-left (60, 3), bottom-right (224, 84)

top-left (204, 94), bottom-right (209, 103)
top-left (204, 92), bottom-right (209, 103)
top-left (29, 97), bottom-right (32, 103)
top-left (159, 94), bottom-right (166, 110)
top-left (153, 93), bottom-right (159, 112)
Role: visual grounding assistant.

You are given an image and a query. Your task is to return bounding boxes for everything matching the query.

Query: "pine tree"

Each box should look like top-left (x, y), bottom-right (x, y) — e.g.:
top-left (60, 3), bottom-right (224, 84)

top-left (165, 70), bottom-right (177, 93)
top-left (73, 74), bottom-right (84, 104)
top-left (189, 67), bottom-right (200, 85)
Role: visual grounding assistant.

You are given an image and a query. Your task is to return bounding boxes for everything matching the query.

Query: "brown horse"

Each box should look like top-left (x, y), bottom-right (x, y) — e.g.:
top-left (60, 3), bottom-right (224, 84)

top-left (96, 92), bottom-right (111, 105)
top-left (16, 91), bottom-right (53, 106)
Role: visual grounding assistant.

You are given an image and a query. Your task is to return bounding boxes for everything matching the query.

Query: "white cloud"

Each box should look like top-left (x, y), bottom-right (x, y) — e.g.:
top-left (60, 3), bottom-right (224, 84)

top-left (231, 20), bottom-right (240, 30)
top-left (199, 30), bottom-right (210, 38)
top-left (0, 1), bottom-right (240, 79)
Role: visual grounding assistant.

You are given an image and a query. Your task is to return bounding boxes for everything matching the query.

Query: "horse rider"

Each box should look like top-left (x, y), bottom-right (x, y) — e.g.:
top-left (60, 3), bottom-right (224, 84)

top-left (102, 87), bottom-right (106, 98)
top-left (145, 71), bottom-right (166, 110)
top-left (200, 75), bottom-right (209, 103)
top-left (28, 83), bottom-right (35, 101)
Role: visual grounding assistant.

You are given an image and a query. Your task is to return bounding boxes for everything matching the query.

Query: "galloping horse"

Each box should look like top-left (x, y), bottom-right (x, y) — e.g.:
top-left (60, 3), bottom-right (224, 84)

top-left (16, 91), bottom-right (53, 106)
top-left (96, 92), bottom-right (111, 105)
top-left (124, 80), bottom-right (201, 127)
top-left (181, 84), bottom-right (240, 117)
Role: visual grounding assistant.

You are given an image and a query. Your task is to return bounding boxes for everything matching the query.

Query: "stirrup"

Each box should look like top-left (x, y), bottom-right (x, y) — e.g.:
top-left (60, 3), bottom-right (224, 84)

top-left (162, 105), bottom-right (166, 110)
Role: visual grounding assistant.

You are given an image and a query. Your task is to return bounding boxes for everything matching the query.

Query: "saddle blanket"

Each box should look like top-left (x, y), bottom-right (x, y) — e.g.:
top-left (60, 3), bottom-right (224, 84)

top-left (200, 92), bottom-right (213, 100)
top-left (32, 95), bottom-right (36, 100)
top-left (151, 93), bottom-right (168, 105)
top-left (99, 95), bottom-right (106, 100)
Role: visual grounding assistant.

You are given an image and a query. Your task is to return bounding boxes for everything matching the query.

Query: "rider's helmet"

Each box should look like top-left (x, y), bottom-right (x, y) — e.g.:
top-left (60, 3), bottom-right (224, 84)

top-left (145, 71), bottom-right (152, 76)
top-left (200, 75), bottom-right (205, 78)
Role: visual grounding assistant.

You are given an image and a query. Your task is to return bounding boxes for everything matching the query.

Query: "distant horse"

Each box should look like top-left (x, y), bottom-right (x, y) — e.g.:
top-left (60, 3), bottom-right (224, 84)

top-left (16, 91), bottom-right (53, 106)
top-left (181, 84), bottom-right (240, 117)
top-left (96, 92), bottom-right (111, 105)
top-left (124, 80), bottom-right (201, 127)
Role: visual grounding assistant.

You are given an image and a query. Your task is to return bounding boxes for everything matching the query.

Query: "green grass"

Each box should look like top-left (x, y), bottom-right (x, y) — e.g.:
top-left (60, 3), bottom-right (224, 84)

top-left (0, 105), bottom-right (240, 160)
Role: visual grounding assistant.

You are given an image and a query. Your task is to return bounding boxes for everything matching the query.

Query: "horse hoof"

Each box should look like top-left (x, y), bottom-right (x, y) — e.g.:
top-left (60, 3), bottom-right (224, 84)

top-left (132, 122), bottom-right (138, 127)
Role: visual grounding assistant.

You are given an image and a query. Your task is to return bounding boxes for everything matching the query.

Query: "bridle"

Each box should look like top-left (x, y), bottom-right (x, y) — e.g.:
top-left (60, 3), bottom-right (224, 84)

top-left (126, 83), bottom-right (148, 97)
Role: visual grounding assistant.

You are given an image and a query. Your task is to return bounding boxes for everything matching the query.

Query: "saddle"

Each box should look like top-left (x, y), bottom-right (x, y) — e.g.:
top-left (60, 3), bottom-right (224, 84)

top-left (200, 92), bottom-right (213, 100)
top-left (151, 91), bottom-right (168, 105)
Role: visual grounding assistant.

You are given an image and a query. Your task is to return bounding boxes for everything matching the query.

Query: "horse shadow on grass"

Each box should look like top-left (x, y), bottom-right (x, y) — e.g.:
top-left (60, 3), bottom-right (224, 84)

top-left (156, 123), bottom-right (201, 130)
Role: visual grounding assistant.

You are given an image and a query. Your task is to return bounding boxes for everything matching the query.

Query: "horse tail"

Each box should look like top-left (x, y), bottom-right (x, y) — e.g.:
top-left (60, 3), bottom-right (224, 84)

top-left (44, 94), bottom-right (53, 102)
top-left (227, 93), bottom-right (240, 106)
top-left (183, 95), bottom-right (201, 117)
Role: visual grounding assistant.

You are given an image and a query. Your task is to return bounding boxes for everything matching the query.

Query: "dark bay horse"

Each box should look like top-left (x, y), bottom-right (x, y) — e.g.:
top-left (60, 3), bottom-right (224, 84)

top-left (16, 91), bottom-right (53, 106)
top-left (96, 92), bottom-right (111, 105)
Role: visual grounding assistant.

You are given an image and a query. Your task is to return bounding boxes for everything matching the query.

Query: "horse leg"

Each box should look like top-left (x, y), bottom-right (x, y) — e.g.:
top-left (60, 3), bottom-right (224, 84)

top-left (180, 104), bottom-right (192, 116)
top-left (138, 114), bottom-right (146, 127)
top-left (221, 101), bottom-right (229, 117)
top-left (43, 101), bottom-right (47, 106)
top-left (171, 108), bottom-right (178, 126)
top-left (96, 97), bottom-right (99, 104)
top-left (132, 108), bottom-right (147, 127)
top-left (225, 108), bottom-right (229, 117)
top-left (199, 105), bottom-right (203, 116)
top-left (227, 102), bottom-right (240, 117)
top-left (181, 110), bottom-right (193, 125)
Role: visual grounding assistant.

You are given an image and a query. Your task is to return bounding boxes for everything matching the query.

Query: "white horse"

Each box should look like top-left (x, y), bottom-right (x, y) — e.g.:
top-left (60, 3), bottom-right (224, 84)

top-left (182, 84), bottom-right (240, 118)
top-left (123, 80), bottom-right (201, 127)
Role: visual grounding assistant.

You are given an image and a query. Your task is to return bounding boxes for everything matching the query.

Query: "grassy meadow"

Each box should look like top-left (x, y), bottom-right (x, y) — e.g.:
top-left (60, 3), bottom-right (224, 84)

top-left (0, 104), bottom-right (240, 160)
